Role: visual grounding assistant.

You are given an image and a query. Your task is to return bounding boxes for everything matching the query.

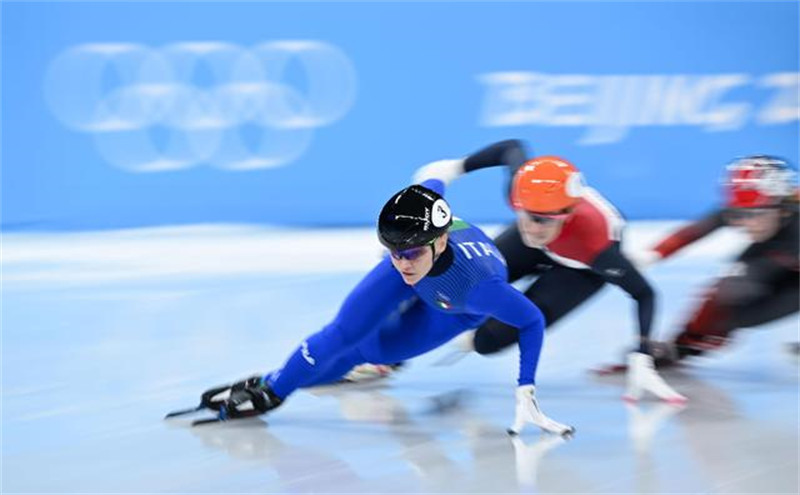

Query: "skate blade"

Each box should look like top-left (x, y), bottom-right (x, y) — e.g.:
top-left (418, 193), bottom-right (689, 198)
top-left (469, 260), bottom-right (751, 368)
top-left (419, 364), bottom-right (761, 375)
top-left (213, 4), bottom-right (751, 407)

top-left (164, 405), bottom-right (204, 419)
top-left (589, 363), bottom-right (628, 376)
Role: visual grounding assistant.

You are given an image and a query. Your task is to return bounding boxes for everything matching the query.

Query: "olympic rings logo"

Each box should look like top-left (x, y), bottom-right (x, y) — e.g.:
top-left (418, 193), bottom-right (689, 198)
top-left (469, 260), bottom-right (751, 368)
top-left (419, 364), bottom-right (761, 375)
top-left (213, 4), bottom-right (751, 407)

top-left (44, 41), bottom-right (357, 172)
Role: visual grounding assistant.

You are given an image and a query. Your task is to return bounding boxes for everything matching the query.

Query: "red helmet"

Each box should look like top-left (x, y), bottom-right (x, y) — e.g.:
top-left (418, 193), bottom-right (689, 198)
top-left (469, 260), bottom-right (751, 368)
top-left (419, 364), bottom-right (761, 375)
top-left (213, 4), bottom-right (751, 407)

top-left (511, 156), bottom-right (584, 213)
top-left (723, 155), bottom-right (797, 209)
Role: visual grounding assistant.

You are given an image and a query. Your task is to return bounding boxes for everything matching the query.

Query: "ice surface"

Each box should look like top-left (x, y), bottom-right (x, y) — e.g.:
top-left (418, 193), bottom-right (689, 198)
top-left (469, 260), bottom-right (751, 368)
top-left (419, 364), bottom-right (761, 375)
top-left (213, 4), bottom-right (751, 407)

top-left (2, 223), bottom-right (797, 493)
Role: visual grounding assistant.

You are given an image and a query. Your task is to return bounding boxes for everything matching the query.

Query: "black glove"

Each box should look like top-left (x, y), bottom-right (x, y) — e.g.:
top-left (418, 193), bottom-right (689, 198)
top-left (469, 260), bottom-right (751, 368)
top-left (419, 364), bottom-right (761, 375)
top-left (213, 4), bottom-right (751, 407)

top-left (200, 384), bottom-right (232, 411)
top-left (231, 375), bottom-right (265, 392)
top-left (200, 374), bottom-right (267, 411)
top-left (223, 378), bottom-right (284, 419)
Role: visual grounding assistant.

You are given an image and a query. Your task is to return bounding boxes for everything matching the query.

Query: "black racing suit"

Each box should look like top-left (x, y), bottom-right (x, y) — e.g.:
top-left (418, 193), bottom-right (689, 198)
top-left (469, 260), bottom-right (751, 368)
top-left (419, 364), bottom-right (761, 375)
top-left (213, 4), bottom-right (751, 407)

top-left (652, 208), bottom-right (800, 357)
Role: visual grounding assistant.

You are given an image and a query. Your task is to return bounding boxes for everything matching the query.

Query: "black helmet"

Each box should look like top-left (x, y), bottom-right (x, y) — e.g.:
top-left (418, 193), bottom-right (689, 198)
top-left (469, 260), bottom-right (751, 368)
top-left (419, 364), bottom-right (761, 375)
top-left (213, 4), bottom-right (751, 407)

top-left (378, 185), bottom-right (453, 251)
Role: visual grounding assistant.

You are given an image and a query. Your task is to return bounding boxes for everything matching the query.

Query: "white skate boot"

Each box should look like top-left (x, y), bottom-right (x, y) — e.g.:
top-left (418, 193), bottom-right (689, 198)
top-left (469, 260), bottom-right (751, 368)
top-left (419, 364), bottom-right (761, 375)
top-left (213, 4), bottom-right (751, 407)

top-left (342, 363), bottom-right (402, 383)
top-left (433, 329), bottom-right (476, 366)
top-left (623, 352), bottom-right (687, 403)
top-left (453, 329), bottom-right (476, 352)
top-left (508, 385), bottom-right (575, 436)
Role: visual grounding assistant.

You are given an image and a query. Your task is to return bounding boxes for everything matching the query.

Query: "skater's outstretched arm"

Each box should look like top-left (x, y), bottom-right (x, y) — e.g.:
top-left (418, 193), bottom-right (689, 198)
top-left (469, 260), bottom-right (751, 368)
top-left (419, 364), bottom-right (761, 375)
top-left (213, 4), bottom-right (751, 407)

top-left (466, 278), bottom-right (545, 386)
top-left (632, 210), bottom-right (727, 267)
top-left (466, 278), bottom-right (576, 436)
top-left (413, 140), bottom-right (530, 196)
top-left (590, 243), bottom-right (656, 353)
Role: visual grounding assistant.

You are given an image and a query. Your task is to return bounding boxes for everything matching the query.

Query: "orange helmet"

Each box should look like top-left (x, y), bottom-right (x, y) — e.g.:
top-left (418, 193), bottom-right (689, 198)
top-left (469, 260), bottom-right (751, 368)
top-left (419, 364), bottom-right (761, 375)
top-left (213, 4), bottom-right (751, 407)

top-left (511, 156), bottom-right (584, 213)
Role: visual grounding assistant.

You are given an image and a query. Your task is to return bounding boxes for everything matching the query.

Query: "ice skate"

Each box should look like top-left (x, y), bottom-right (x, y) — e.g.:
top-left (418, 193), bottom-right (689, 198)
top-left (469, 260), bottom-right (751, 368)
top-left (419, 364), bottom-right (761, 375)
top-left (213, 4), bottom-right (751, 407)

top-left (508, 385), bottom-right (575, 436)
top-left (623, 352), bottom-right (687, 403)
top-left (433, 329), bottom-right (476, 366)
top-left (341, 363), bottom-right (403, 383)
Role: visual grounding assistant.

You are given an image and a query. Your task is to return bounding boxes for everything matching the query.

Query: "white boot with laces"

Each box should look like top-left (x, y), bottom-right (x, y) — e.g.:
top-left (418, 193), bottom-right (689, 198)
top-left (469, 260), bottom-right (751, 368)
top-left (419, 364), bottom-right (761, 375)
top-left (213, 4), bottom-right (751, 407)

top-left (624, 352), bottom-right (687, 403)
top-left (342, 363), bottom-right (400, 383)
top-left (508, 385), bottom-right (575, 436)
top-left (432, 329), bottom-right (476, 366)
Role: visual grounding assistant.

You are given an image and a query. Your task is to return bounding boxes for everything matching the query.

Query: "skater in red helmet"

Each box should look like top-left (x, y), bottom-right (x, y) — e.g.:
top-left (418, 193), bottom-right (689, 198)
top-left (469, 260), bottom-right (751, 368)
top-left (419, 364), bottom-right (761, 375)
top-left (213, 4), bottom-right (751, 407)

top-left (413, 140), bottom-right (685, 402)
top-left (631, 155), bottom-right (799, 365)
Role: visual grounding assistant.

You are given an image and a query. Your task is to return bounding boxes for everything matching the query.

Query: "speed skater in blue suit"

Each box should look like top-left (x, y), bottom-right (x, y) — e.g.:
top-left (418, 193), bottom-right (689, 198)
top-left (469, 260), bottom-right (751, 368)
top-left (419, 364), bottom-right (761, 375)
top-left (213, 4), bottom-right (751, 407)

top-left (190, 179), bottom-right (574, 436)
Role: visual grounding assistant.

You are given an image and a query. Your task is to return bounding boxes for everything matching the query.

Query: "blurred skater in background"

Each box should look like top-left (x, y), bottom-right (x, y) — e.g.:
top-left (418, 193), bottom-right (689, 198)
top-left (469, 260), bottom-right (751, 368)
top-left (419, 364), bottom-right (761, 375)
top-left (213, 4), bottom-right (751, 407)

top-left (630, 155), bottom-right (799, 365)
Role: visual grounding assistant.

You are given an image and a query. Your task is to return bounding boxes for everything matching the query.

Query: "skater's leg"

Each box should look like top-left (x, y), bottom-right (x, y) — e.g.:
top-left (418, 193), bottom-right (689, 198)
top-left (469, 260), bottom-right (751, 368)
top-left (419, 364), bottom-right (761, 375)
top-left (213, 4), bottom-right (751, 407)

top-left (288, 348), bottom-right (367, 388)
top-left (674, 274), bottom-right (799, 358)
top-left (359, 301), bottom-right (478, 365)
top-left (270, 258), bottom-right (414, 399)
top-left (473, 267), bottom-right (605, 355)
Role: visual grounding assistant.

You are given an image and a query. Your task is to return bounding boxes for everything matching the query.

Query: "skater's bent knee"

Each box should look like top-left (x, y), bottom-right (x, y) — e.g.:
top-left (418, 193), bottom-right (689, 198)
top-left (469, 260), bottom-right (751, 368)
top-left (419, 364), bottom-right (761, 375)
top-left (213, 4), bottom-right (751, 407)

top-left (473, 325), bottom-right (518, 355)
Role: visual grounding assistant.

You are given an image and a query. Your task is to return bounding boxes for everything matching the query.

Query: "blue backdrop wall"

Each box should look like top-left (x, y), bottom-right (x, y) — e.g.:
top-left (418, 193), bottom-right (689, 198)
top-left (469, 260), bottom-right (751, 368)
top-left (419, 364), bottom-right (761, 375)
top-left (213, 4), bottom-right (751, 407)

top-left (2, 1), bottom-right (798, 230)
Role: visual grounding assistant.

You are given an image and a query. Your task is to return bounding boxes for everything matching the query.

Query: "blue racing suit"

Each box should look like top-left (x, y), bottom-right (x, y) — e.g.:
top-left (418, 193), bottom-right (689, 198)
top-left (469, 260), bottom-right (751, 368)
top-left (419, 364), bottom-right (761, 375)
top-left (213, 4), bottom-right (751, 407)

top-left (268, 180), bottom-right (547, 398)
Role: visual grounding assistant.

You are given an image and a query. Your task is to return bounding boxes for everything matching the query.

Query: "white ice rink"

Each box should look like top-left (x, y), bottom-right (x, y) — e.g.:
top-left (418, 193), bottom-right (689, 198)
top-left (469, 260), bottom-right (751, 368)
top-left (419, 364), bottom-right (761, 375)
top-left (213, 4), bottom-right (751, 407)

top-left (2, 223), bottom-right (798, 493)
